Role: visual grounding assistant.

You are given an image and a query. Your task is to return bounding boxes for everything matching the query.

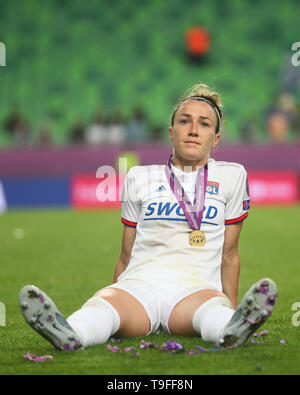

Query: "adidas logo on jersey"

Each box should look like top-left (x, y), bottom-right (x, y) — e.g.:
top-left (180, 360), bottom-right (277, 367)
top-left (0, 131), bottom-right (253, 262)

top-left (155, 185), bottom-right (167, 192)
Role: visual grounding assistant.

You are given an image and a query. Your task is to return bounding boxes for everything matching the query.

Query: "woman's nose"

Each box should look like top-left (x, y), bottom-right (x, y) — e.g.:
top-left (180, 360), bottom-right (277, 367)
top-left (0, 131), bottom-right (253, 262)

top-left (189, 121), bottom-right (199, 136)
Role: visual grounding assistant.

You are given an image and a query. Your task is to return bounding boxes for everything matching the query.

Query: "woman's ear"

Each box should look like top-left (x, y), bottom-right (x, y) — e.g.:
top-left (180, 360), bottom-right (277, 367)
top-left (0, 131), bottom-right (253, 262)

top-left (212, 133), bottom-right (221, 148)
top-left (168, 126), bottom-right (173, 141)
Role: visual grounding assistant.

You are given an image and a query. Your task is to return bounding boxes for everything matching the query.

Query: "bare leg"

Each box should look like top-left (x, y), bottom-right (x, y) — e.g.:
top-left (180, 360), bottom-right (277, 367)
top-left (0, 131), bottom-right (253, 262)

top-left (168, 289), bottom-right (227, 336)
top-left (95, 288), bottom-right (151, 337)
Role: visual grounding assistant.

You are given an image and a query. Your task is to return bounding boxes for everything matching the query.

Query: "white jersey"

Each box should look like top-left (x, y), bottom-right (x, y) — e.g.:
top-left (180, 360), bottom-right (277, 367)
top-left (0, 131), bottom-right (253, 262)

top-left (119, 158), bottom-right (250, 292)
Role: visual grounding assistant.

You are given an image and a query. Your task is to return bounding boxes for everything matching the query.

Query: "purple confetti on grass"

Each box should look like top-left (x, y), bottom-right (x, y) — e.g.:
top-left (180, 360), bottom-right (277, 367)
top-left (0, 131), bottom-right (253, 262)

top-left (195, 346), bottom-right (208, 352)
top-left (124, 346), bottom-right (136, 352)
top-left (140, 340), bottom-right (159, 349)
top-left (251, 329), bottom-right (269, 345)
top-left (24, 353), bottom-right (53, 363)
top-left (280, 340), bottom-right (286, 344)
top-left (131, 352), bottom-right (140, 358)
top-left (251, 339), bottom-right (266, 345)
top-left (107, 345), bottom-right (121, 352)
top-left (253, 329), bottom-right (269, 337)
top-left (161, 340), bottom-right (183, 351)
top-left (189, 345), bottom-right (220, 353)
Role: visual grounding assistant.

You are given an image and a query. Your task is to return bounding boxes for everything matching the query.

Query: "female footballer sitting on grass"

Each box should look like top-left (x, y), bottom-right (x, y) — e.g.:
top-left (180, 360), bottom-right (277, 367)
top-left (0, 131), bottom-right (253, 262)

top-left (20, 84), bottom-right (277, 351)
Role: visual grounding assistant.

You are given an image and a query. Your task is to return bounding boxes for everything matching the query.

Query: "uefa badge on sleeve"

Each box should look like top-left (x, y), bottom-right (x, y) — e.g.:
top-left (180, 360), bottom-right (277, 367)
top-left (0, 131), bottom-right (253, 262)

top-left (243, 200), bottom-right (250, 210)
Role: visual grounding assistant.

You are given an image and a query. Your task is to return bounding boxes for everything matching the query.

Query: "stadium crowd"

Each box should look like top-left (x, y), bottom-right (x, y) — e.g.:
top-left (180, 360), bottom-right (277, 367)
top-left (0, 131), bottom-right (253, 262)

top-left (241, 91), bottom-right (300, 143)
top-left (2, 106), bottom-right (165, 148)
top-left (2, 84), bottom-right (300, 149)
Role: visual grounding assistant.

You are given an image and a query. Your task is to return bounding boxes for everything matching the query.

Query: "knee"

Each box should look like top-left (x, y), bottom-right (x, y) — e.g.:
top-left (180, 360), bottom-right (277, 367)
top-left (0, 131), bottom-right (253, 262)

top-left (92, 288), bottom-right (151, 337)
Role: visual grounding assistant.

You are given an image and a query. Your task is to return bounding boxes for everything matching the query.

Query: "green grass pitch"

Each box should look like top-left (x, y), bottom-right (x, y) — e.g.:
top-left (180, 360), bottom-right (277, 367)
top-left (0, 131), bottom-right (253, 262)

top-left (0, 206), bottom-right (300, 375)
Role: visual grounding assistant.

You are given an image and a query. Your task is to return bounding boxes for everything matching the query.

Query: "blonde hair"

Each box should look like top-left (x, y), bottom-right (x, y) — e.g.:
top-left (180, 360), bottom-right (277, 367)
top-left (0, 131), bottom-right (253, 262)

top-left (170, 83), bottom-right (223, 132)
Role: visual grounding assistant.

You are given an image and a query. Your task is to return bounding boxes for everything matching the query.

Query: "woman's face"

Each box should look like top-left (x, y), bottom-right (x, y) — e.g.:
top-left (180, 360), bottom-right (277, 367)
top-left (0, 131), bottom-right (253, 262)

top-left (169, 99), bottom-right (220, 168)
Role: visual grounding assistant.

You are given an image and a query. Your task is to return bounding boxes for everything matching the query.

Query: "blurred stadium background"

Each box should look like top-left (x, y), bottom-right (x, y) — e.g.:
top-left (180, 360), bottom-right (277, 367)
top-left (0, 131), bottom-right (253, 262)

top-left (0, 0), bottom-right (299, 209)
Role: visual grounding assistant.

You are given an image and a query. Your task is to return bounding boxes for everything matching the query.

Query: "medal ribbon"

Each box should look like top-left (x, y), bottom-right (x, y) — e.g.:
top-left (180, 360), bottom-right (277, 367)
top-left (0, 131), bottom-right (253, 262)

top-left (165, 155), bottom-right (208, 230)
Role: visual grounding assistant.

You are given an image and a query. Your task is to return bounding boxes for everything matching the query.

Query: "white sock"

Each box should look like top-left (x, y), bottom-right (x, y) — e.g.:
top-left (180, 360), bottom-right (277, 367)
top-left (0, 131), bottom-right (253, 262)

top-left (192, 297), bottom-right (234, 343)
top-left (67, 297), bottom-right (120, 348)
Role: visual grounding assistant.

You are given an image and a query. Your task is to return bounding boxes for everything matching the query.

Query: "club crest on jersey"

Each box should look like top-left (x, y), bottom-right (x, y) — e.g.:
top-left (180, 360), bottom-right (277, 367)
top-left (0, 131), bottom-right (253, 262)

top-left (206, 181), bottom-right (219, 195)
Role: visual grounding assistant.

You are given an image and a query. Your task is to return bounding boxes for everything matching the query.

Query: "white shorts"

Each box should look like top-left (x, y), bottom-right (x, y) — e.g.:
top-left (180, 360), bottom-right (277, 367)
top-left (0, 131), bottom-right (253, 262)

top-left (104, 275), bottom-right (218, 334)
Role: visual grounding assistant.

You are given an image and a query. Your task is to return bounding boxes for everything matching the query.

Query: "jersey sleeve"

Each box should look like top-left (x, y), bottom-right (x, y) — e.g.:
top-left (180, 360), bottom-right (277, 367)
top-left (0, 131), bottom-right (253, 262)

top-left (121, 168), bottom-right (141, 228)
top-left (225, 166), bottom-right (250, 225)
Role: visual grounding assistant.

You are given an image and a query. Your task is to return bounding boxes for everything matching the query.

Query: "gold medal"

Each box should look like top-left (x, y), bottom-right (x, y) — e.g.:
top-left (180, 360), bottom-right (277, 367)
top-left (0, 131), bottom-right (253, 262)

top-left (189, 230), bottom-right (206, 247)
